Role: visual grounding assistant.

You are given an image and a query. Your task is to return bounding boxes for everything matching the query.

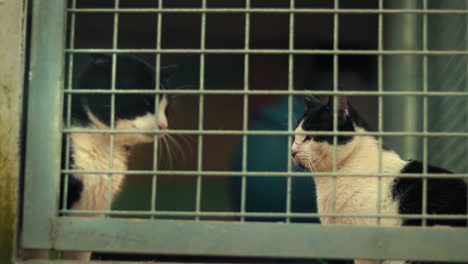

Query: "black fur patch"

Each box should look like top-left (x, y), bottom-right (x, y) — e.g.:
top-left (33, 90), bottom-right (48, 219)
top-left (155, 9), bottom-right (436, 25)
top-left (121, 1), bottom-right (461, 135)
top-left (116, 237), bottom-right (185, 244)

top-left (392, 160), bottom-right (467, 227)
top-left (297, 103), bottom-right (368, 145)
top-left (69, 54), bottom-right (176, 126)
top-left (64, 175), bottom-right (84, 210)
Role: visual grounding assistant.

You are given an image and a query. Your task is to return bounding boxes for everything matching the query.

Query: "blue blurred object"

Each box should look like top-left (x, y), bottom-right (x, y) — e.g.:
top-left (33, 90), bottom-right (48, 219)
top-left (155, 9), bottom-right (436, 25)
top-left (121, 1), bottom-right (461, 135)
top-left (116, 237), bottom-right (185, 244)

top-left (230, 96), bottom-right (318, 223)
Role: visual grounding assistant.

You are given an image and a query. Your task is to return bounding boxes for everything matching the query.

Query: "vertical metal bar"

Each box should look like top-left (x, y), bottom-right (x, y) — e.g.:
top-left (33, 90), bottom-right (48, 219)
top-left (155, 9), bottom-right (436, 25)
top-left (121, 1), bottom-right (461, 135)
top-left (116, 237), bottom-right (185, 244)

top-left (241, 0), bottom-right (251, 223)
top-left (376, 0), bottom-right (384, 226)
top-left (107, 0), bottom-right (120, 214)
top-left (285, 0), bottom-right (295, 224)
top-left (331, 0), bottom-right (339, 224)
top-left (63, 0), bottom-right (78, 211)
top-left (384, 0), bottom-right (422, 160)
top-left (196, 0), bottom-right (208, 220)
top-left (422, 0), bottom-right (429, 227)
top-left (22, 0), bottom-right (67, 248)
top-left (465, 0), bottom-right (468, 227)
top-left (151, 0), bottom-right (164, 219)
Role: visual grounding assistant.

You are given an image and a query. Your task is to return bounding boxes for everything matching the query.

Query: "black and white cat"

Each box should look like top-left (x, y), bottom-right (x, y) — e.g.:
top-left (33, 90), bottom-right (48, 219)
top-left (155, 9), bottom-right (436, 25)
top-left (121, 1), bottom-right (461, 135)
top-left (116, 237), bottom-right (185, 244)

top-left (291, 95), bottom-right (467, 264)
top-left (24, 54), bottom-right (177, 260)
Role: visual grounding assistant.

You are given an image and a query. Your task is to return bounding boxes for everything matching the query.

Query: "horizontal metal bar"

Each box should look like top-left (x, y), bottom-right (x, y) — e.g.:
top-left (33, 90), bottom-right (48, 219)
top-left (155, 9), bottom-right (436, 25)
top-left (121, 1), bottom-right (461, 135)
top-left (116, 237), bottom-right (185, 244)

top-left (63, 89), bottom-right (468, 96)
top-left (67, 8), bottom-right (468, 14)
top-left (62, 128), bottom-right (468, 137)
top-left (61, 169), bottom-right (468, 179)
top-left (58, 210), bottom-right (468, 220)
top-left (37, 218), bottom-right (468, 262)
top-left (65, 48), bottom-right (468, 56)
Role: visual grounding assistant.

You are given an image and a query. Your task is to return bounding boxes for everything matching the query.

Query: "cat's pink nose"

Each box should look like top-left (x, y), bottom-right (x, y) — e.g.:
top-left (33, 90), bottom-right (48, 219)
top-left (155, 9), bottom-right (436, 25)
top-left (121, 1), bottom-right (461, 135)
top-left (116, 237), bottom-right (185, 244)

top-left (291, 149), bottom-right (298, 158)
top-left (158, 123), bottom-right (168, 130)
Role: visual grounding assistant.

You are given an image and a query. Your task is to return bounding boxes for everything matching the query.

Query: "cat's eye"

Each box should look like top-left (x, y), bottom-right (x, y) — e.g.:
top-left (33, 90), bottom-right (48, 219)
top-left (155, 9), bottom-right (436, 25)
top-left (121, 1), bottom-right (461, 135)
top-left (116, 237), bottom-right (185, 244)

top-left (304, 135), bottom-right (312, 142)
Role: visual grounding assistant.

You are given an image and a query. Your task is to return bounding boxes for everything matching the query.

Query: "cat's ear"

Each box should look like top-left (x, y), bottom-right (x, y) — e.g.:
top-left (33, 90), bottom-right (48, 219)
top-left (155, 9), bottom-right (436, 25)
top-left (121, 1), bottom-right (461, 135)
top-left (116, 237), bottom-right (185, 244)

top-left (323, 95), bottom-right (350, 118)
top-left (304, 95), bottom-right (321, 108)
top-left (160, 65), bottom-right (178, 83)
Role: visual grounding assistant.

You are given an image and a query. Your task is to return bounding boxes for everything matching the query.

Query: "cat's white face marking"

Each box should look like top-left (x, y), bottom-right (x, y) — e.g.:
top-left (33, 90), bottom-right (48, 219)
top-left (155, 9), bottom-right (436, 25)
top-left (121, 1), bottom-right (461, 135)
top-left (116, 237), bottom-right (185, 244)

top-left (116, 96), bottom-right (169, 145)
top-left (87, 96), bottom-right (170, 147)
top-left (292, 121), bottom-right (327, 171)
top-left (291, 121), bottom-right (358, 172)
top-left (132, 97), bottom-right (169, 130)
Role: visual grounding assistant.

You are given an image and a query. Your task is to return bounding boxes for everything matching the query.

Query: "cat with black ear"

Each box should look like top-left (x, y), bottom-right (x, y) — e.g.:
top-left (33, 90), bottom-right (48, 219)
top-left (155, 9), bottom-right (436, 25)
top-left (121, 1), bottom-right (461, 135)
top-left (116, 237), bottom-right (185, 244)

top-left (22, 54), bottom-right (179, 261)
top-left (291, 95), bottom-right (467, 264)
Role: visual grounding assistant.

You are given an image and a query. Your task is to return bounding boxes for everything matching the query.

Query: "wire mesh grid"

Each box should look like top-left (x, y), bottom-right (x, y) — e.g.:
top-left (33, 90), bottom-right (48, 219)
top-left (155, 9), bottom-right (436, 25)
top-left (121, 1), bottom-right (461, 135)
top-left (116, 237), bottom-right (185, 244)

top-left (21, 0), bottom-right (467, 261)
top-left (60, 0), bottom-right (468, 223)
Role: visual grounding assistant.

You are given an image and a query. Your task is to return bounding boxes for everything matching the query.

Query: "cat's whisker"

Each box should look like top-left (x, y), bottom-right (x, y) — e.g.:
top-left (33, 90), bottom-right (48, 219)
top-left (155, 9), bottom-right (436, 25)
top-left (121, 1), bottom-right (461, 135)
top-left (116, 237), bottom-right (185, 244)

top-left (156, 136), bottom-right (166, 168)
top-left (178, 134), bottom-right (196, 145)
top-left (168, 136), bottom-right (177, 169)
top-left (314, 157), bottom-right (326, 170)
top-left (173, 136), bottom-right (190, 165)
top-left (307, 159), bottom-right (317, 173)
top-left (157, 135), bottom-right (171, 169)
top-left (167, 135), bottom-right (180, 158)
top-left (165, 134), bottom-right (187, 166)
top-left (162, 136), bottom-right (175, 169)
top-left (175, 135), bottom-right (191, 165)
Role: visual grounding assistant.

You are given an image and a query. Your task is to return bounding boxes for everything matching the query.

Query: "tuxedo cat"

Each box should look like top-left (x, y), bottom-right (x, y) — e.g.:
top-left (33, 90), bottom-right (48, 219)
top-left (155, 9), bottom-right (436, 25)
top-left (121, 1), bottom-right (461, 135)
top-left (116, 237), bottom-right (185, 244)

top-left (291, 95), bottom-right (467, 264)
top-left (23, 54), bottom-right (177, 260)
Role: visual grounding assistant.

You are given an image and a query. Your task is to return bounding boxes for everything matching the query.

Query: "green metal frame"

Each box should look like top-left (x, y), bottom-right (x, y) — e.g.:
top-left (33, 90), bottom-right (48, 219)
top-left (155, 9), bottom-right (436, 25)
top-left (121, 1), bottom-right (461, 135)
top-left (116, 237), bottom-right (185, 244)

top-left (22, 0), bottom-right (66, 250)
top-left (21, 0), bottom-right (468, 262)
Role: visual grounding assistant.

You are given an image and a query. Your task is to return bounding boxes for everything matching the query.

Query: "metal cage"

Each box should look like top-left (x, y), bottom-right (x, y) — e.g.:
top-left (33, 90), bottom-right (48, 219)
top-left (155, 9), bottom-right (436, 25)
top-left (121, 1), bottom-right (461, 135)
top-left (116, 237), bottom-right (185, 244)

top-left (21, 0), bottom-right (468, 263)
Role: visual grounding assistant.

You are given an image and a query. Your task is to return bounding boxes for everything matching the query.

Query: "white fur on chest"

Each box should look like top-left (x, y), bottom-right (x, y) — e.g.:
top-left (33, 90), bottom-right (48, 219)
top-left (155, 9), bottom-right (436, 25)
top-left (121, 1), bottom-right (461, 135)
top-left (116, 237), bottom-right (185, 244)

top-left (70, 131), bottom-right (128, 212)
top-left (313, 137), bottom-right (407, 227)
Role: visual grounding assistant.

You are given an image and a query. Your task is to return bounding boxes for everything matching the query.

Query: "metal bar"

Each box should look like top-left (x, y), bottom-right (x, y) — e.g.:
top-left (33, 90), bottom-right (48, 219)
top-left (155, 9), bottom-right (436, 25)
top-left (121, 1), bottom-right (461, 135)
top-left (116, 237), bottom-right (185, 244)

top-left (21, 0), bottom-right (68, 249)
top-left (47, 217), bottom-right (468, 262)
top-left (57, 210), bottom-right (468, 220)
top-left (465, 0), bottom-right (468, 228)
top-left (61, 128), bottom-right (468, 137)
top-left (66, 8), bottom-right (468, 15)
top-left (376, 0), bottom-right (384, 226)
top-left (60, 170), bottom-right (468, 179)
top-left (151, 0), bottom-right (164, 219)
top-left (240, 0), bottom-right (251, 223)
top-left (421, 0), bottom-right (429, 227)
top-left (106, 0), bottom-right (120, 216)
top-left (65, 48), bottom-right (468, 55)
top-left (285, 0), bottom-right (295, 223)
top-left (195, 0), bottom-right (207, 221)
top-left (384, 0), bottom-right (422, 160)
top-left (62, 0), bottom-right (77, 211)
top-left (331, 0), bottom-right (339, 224)
top-left (61, 89), bottom-right (468, 96)
top-left (153, 0), bottom-right (165, 218)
